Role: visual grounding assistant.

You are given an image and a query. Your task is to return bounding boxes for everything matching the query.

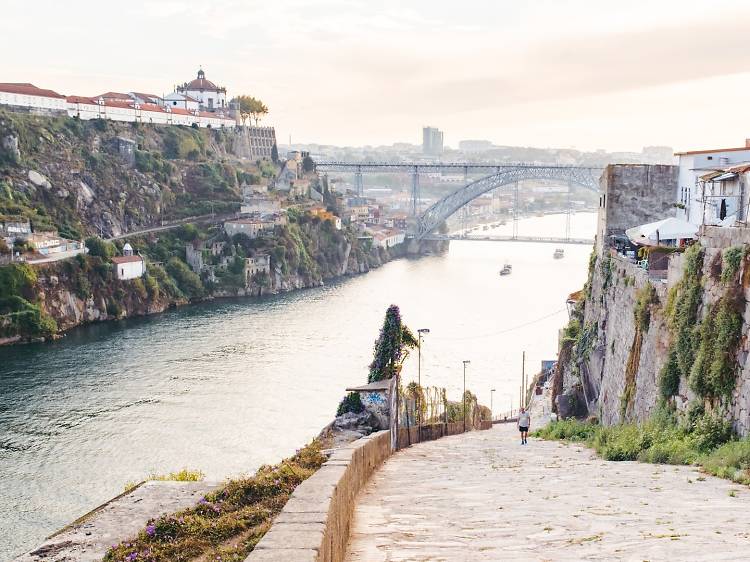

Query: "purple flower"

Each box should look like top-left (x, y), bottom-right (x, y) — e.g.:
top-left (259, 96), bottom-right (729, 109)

top-left (126, 553), bottom-right (138, 561)
top-left (146, 524), bottom-right (156, 537)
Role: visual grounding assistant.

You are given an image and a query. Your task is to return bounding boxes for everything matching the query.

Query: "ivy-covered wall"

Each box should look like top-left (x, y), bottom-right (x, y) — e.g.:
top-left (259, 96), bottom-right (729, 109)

top-left (555, 231), bottom-right (750, 435)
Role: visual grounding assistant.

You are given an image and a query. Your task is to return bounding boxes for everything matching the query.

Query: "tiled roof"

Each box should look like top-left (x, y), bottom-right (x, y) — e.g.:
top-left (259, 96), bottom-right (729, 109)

top-left (675, 146), bottom-right (750, 156)
top-left (0, 83), bottom-right (65, 99)
top-left (111, 255), bottom-right (143, 264)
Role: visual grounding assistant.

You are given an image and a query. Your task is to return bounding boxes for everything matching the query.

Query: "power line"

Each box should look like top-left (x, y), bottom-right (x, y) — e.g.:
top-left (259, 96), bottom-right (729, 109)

top-left (429, 308), bottom-right (567, 341)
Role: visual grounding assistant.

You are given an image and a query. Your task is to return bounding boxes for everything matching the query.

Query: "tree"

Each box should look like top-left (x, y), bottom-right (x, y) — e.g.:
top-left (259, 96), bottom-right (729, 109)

top-left (233, 95), bottom-right (269, 126)
top-left (271, 143), bottom-right (279, 164)
top-left (368, 305), bottom-right (418, 382)
top-left (85, 237), bottom-right (115, 259)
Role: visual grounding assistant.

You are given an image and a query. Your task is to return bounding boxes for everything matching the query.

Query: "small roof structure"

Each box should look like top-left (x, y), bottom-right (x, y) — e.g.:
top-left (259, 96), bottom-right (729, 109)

top-left (625, 217), bottom-right (698, 246)
top-left (345, 379), bottom-right (391, 392)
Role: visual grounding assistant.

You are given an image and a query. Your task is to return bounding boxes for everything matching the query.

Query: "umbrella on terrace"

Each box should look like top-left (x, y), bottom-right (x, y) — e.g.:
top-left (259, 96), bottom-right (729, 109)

top-left (625, 217), bottom-right (698, 247)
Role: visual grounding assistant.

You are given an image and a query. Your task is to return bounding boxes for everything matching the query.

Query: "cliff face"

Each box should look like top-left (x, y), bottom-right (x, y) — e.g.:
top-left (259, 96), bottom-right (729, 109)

top-left (555, 227), bottom-right (750, 436)
top-left (8, 222), bottom-right (406, 343)
top-left (0, 110), bottom-right (267, 239)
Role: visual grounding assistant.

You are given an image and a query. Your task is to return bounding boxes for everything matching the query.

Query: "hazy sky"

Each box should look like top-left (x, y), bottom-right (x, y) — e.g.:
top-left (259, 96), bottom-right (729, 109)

top-left (4, 0), bottom-right (750, 151)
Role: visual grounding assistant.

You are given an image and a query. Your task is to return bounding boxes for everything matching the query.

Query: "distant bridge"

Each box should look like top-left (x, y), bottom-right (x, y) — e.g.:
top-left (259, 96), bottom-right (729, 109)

top-left (314, 161), bottom-right (603, 240)
top-left (423, 234), bottom-right (595, 245)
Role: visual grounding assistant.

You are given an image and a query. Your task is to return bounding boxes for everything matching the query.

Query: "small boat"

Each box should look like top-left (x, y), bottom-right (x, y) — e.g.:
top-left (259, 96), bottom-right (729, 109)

top-left (553, 248), bottom-right (565, 259)
top-left (499, 264), bottom-right (512, 276)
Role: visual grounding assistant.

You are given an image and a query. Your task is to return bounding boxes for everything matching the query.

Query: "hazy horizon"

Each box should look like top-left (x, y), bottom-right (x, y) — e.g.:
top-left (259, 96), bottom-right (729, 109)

top-left (4, 0), bottom-right (750, 152)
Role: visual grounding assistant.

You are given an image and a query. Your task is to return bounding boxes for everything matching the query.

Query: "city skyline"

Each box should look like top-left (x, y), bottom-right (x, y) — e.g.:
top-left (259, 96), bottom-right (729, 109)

top-left (3, 1), bottom-right (750, 152)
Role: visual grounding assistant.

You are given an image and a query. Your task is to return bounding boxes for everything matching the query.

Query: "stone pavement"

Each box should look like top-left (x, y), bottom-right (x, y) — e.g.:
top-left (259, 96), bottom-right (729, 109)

top-left (346, 424), bottom-right (750, 561)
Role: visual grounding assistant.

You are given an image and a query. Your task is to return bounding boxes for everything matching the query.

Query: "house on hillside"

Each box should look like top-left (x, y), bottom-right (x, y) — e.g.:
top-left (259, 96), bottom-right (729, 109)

top-left (112, 243), bottom-right (144, 280)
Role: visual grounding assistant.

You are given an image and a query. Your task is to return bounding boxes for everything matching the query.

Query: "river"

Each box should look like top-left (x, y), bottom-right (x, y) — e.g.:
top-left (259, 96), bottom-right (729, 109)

top-left (0, 212), bottom-right (595, 559)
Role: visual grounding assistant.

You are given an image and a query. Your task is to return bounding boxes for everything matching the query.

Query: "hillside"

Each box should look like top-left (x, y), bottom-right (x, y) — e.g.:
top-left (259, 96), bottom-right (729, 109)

top-left (0, 111), bottom-right (408, 344)
top-left (0, 110), bottom-right (276, 238)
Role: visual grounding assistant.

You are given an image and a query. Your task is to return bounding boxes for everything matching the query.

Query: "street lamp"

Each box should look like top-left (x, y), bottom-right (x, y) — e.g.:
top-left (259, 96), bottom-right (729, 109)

top-left (462, 360), bottom-right (471, 432)
top-left (490, 389), bottom-right (496, 422)
top-left (506, 394), bottom-right (513, 419)
top-left (417, 328), bottom-right (430, 440)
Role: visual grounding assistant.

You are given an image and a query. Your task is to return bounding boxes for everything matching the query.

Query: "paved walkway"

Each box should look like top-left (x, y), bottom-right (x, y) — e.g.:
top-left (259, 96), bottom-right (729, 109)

top-left (347, 424), bottom-right (750, 561)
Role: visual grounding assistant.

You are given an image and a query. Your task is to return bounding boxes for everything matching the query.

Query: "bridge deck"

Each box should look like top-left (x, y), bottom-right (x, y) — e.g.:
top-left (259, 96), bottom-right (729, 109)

top-left (422, 235), bottom-right (594, 245)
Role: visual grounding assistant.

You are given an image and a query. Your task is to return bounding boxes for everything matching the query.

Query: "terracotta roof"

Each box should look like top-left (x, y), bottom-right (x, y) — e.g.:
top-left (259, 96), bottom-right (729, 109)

top-left (675, 146), bottom-right (750, 156)
top-left (66, 95), bottom-right (98, 104)
top-left (139, 103), bottom-right (166, 114)
top-left (130, 92), bottom-right (161, 101)
top-left (103, 100), bottom-right (135, 109)
top-left (111, 255), bottom-right (143, 264)
top-left (97, 91), bottom-right (132, 100)
top-left (0, 83), bottom-right (65, 99)
top-left (170, 107), bottom-right (192, 115)
top-left (184, 77), bottom-right (222, 91)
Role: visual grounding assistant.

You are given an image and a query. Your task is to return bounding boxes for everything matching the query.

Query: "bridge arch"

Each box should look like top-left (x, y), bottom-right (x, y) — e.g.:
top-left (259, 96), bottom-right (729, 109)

top-left (415, 166), bottom-right (602, 239)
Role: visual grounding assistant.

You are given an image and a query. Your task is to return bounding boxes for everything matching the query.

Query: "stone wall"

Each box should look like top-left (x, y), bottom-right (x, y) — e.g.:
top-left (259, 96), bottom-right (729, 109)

top-left (247, 422), bottom-right (490, 562)
top-left (558, 230), bottom-right (750, 435)
top-left (596, 164), bottom-right (678, 251)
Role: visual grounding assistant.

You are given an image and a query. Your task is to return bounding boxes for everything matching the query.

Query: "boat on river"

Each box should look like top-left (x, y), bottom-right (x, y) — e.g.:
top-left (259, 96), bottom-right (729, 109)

top-left (499, 264), bottom-right (512, 276)
top-left (553, 248), bottom-right (565, 259)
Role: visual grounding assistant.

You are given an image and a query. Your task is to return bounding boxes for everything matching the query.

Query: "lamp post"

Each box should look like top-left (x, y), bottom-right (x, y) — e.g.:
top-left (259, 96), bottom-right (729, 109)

top-left (506, 394), bottom-right (513, 419)
top-left (490, 388), bottom-right (496, 422)
top-left (417, 328), bottom-right (430, 441)
top-left (462, 360), bottom-right (471, 432)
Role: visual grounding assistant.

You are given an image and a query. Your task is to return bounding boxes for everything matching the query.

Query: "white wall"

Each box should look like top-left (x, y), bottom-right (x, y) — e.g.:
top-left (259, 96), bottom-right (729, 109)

top-left (114, 259), bottom-right (145, 280)
top-left (0, 92), bottom-right (66, 111)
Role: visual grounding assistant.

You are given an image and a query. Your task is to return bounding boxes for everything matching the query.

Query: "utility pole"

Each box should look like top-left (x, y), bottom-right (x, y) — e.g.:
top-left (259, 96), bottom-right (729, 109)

top-left (520, 351), bottom-right (526, 409)
top-left (490, 389), bottom-right (496, 422)
top-left (417, 328), bottom-right (430, 441)
top-left (463, 360), bottom-right (470, 432)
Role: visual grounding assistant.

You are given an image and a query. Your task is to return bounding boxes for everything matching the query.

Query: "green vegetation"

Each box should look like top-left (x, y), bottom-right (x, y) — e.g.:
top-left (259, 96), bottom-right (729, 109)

top-left (659, 243), bottom-right (705, 399)
top-left (84, 236), bottom-right (115, 259)
top-left (105, 440), bottom-right (327, 562)
top-left (368, 305), bottom-right (418, 382)
top-left (124, 469), bottom-right (205, 494)
top-left (336, 392), bottom-right (364, 416)
top-left (720, 245), bottom-right (745, 284)
top-left (234, 95), bottom-right (269, 126)
top-left (0, 263), bottom-right (57, 339)
top-left (536, 411), bottom-right (735, 470)
top-left (621, 283), bottom-right (659, 419)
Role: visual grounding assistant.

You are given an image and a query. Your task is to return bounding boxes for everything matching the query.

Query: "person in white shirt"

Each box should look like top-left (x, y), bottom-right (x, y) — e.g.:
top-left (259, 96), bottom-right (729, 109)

top-left (518, 407), bottom-right (531, 445)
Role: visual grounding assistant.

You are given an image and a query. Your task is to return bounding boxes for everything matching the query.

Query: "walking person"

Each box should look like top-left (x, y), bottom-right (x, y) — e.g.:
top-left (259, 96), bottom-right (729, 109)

top-left (518, 407), bottom-right (530, 445)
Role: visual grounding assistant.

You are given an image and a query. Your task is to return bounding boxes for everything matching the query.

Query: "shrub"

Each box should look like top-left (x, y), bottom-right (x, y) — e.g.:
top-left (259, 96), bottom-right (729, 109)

top-left (336, 392), bottom-right (364, 416)
top-left (533, 419), bottom-right (598, 441)
top-left (720, 245), bottom-right (745, 284)
top-left (702, 440), bottom-right (750, 484)
top-left (85, 236), bottom-right (115, 259)
top-left (690, 412), bottom-right (733, 453)
top-left (166, 257), bottom-right (204, 300)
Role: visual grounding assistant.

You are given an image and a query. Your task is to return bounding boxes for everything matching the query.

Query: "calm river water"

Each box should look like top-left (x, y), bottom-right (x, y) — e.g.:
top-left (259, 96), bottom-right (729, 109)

top-left (0, 212), bottom-right (595, 559)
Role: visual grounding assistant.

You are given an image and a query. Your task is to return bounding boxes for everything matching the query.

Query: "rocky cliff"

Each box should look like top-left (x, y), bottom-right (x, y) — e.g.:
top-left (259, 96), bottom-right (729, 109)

top-left (555, 227), bottom-right (750, 436)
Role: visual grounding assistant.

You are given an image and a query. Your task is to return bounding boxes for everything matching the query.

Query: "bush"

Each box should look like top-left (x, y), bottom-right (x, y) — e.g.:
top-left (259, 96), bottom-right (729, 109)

top-left (166, 257), bottom-right (204, 300)
top-left (702, 440), bottom-right (750, 484)
top-left (533, 418), bottom-right (598, 441)
top-left (336, 392), bottom-right (364, 416)
top-left (85, 236), bottom-right (115, 259)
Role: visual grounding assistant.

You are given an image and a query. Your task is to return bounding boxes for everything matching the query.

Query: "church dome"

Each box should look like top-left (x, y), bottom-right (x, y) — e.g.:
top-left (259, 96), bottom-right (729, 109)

top-left (186, 69), bottom-right (220, 91)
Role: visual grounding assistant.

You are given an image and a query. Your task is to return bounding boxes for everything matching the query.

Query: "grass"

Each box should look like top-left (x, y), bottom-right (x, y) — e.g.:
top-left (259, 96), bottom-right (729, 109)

top-left (124, 468), bottom-right (206, 493)
top-left (534, 413), bottom-right (744, 479)
top-left (105, 440), bottom-right (326, 562)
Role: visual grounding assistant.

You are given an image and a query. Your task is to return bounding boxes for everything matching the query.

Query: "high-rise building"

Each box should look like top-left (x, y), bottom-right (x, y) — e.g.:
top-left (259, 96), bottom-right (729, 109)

top-left (422, 127), bottom-right (444, 156)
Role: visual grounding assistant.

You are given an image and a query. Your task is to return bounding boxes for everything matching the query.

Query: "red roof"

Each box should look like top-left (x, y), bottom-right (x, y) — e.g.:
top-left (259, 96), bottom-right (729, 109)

top-left (97, 91), bottom-right (132, 100)
top-left (170, 107), bottom-right (192, 115)
top-left (103, 99), bottom-right (134, 109)
top-left (0, 83), bottom-right (65, 99)
top-left (111, 255), bottom-right (143, 264)
top-left (139, 103), bottom-right (166, 114)
top-left (66, 95), bottom-right (98, 104)
top-left (130, 92), bottom-right (161, 101)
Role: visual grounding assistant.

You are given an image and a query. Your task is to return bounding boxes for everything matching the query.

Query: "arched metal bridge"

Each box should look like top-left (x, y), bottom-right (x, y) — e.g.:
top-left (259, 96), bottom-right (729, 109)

top-left (314, 161), bottom-right (603, 240)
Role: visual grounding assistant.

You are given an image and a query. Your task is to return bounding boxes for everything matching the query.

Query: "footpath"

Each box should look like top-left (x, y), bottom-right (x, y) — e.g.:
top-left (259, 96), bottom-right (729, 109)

top-left (346, 423), bottom-right (750, 561)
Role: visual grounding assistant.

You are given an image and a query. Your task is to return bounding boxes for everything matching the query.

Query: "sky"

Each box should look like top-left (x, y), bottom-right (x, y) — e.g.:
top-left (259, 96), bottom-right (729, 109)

top-left (3, 0), bottom-right (750, 152)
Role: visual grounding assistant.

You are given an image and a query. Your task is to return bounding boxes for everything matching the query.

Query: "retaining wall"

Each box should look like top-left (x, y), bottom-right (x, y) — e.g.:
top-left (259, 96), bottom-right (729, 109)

top-left (247, 422), bottom-right (490, 561)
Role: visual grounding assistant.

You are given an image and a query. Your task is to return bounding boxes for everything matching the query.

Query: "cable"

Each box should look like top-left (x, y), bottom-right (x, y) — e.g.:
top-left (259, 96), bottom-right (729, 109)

top-left (429, 308), bottom-right (567, 341)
